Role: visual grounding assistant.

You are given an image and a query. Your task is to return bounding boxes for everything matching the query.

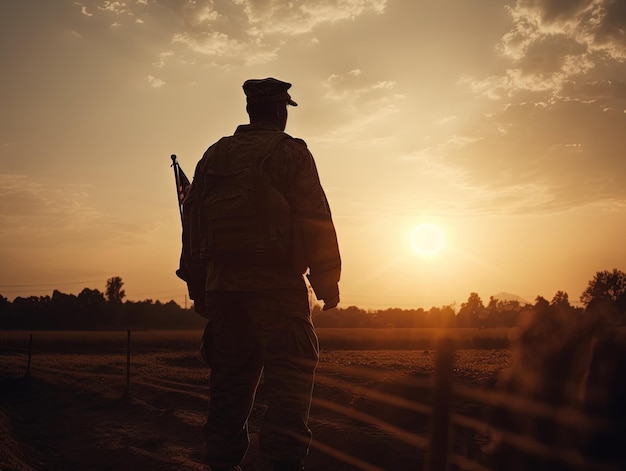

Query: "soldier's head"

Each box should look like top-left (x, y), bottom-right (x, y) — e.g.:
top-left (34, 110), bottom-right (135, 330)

top-left (243, 77), bottom-right (297, 131)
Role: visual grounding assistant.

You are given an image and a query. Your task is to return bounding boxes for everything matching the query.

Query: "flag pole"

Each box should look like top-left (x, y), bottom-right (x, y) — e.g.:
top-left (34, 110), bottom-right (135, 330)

top-left (171, 154), bottom-right (184, 226)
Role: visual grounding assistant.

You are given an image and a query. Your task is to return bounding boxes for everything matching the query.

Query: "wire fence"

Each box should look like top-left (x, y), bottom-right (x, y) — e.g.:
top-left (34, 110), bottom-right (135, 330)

top-left (1, 331), bottom-right (624, 471)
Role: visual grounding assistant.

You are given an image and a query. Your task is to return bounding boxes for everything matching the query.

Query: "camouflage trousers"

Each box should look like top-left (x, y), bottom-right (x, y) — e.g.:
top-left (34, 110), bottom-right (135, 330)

top-left (201, 288), bottom-right (319, 469)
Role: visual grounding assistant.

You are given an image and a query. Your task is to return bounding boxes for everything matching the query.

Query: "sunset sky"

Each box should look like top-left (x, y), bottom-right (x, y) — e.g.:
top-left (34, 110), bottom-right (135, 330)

top-left (1, 0), bottom-right (625, 310)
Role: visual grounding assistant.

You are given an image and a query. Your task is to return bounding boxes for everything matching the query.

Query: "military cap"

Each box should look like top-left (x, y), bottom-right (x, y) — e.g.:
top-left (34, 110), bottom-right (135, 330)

top-left (242, 77), bottom-right (298, 106)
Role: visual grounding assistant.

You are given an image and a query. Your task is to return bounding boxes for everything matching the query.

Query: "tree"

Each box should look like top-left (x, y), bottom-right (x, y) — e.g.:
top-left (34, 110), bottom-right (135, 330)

top-left (49, 290), bottom-right (80, 328)
top-left (0, 294), bottom-right (9, 315)
top-left (78, 288), bottom-right (107, 329)
top-left (105, 276), bottom-right (126, 304)
top-left (483, 296), bottom-right (523, 328)
top-left (78, 288), bottom-right (106, 307)
top-left (550, 290), bottom-right (571, 309)
top-left (457, 292), bottom-right (485, 328)
top-left (534, 295), bottom-right (549, 309)
top-left (580, 269), bottom-right (626, 313)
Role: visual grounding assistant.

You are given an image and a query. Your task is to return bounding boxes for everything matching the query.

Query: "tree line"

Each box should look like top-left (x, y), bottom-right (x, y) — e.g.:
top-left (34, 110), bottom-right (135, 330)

top-left (0, 277), bottom-right (205, 331)
top-left (1, 270), bottom-right (625, 331)
top-left (317, 268), bottom-right (625, 328)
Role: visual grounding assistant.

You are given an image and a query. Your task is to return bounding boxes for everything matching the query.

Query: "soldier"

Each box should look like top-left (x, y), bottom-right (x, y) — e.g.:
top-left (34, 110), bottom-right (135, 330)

top-left (178, 77), bottom-right (341, 471)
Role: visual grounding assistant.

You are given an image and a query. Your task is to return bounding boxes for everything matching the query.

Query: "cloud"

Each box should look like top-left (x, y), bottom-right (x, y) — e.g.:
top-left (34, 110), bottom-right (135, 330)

top-left (170, 30), bottom-right (281, 66)
top-left (0, 175), bottom-right (98, 241)
top-left (172, 31), bottom-right (245, 58)
top-left (146, 75), bottom-right (165, 88)
top-left (560, 78), bottom-right (626, 103)
top-left (164, 0), bottom-right (387, 66)
top-left (98, 1), bottom-right (131, 15)
top-left (449, 0), bottom-right (626, 215)
top-left (75, 0), bottom-right (149, 28)
top-left (152, 51), bottom-right (174, 69)
top-left (465, 0), bottom-right (626, 99)
top-left (323, 69), bottom-right (399, 106)
top-left (399, 141), bottom-right (623, 217)
top-left (0, 174), bottom-right (154, 249)
top-left (431, 98), bottom-right (626, 214)
top-left (75, 0), bottom-right (387, 67)
top-left (241, 0), bottom-right (387, 36)
top-left (312, 70), bottom-right (402, 144)
top-left (196, 4), bottom-right (220, 24)
top-left (76, 3), bottom-right (93, 17)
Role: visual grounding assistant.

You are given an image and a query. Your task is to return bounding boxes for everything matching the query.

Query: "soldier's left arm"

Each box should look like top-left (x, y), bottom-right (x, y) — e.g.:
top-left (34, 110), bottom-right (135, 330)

top-left (283, 138), bottom-right (341, 304)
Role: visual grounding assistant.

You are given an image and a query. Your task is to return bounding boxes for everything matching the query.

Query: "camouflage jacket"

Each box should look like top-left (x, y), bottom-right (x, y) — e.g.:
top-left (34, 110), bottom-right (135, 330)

top-left (178, 122), bottom-right (341, 305)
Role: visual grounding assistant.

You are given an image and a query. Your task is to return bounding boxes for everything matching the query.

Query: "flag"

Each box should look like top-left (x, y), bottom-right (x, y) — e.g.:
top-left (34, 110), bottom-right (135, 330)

top-left (177, 165), bottom-right (191, 206)
top-left (171, 154), bottom-right (191, 226)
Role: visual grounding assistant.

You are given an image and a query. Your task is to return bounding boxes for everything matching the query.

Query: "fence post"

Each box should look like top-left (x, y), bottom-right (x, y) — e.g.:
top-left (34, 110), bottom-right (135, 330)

top-left (124, 330), bottom-right (131, 397)
top-left (25, 333), bottom-right (33, 378)
top-left (424, 337), bottom-right (455, 471)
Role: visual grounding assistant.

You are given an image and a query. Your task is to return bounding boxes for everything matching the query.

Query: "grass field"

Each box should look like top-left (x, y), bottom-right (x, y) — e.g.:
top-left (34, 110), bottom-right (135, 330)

top-left (2, 327), bottom-right (623, 470)
top-left (0, 328), bottom-right (513, 471)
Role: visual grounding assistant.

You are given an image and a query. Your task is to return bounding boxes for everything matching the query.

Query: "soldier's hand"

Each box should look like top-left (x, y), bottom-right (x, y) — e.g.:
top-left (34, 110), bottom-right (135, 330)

top-left (193, 298), bottom-right (206, 316)
top-left (322, 295), bottom-right (339, 311)
top-left (192, 291), bottom-right (207, 317)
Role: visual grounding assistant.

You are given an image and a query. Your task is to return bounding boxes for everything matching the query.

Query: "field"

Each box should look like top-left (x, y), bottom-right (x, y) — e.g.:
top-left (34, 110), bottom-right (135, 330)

top-left (0, 329), bottom-right (513, 470)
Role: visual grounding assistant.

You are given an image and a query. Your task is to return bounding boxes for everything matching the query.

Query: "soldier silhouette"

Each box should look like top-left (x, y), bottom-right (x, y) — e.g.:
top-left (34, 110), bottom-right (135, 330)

top-left (178, 77), bottom-right (341, 471)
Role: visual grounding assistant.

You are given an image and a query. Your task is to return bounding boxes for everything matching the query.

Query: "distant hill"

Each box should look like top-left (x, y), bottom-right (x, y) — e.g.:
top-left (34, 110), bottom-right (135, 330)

top-left (490, 292), bottom-right (530, 305)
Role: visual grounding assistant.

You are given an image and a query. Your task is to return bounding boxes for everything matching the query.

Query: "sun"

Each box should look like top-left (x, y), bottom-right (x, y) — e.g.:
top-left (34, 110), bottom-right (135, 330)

top-left (410, 223), bottom-right (446, 258)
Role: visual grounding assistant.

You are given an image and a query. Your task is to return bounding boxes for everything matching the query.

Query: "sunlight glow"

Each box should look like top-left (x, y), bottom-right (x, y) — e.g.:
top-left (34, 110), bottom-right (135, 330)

top-left (410, 223), bottom-right (446, 258)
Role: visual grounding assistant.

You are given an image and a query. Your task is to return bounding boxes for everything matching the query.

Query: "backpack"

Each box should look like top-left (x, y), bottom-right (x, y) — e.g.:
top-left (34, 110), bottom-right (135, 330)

top-left (195, 133), bottom-right (291, 264)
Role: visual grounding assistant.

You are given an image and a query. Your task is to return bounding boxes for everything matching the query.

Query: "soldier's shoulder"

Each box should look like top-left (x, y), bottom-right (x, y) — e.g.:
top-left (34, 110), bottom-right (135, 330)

top-left (282, 132), bottom-right (308, 148)
top-left (196, 136), bottom-right (231, 170)
top-left (202, 136), bottom-right (230, 153)
top-left (293, 137), bottom-right (308, 147)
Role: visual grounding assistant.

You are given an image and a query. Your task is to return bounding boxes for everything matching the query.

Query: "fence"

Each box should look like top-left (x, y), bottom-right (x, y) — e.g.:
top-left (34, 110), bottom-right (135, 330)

top-left (309, 337), bottom-right (623, 471)
top-left (1, 331), bottom-right (624, 471)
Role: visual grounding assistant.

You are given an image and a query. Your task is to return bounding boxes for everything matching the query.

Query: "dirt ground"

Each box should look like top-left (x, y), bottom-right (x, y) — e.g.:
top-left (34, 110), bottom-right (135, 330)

top-left (0, 348), bottom-right (510, 471)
